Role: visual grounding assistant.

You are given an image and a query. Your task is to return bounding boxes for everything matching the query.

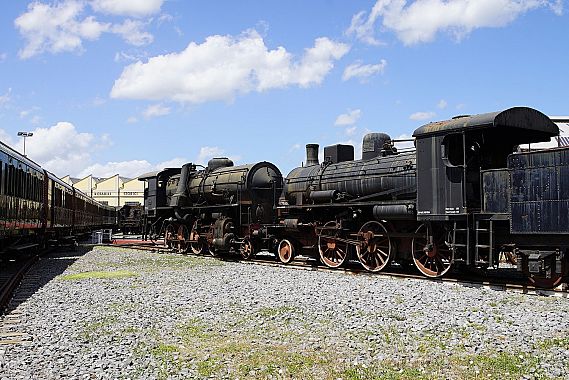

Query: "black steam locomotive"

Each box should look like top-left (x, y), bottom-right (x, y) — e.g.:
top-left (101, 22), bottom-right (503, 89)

top-left (140, 107), bottom-right (568, 288)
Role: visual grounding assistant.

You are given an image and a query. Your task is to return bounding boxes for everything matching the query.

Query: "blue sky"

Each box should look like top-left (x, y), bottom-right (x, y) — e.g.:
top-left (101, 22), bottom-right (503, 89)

top-left (0, 0), bottom-right (567, 178)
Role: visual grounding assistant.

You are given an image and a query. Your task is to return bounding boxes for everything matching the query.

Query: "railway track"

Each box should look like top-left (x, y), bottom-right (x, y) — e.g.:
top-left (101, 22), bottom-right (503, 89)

top-left (0, 255), bottom-right (39, 346)
top-left (107, 241), bottom-right (569, 297)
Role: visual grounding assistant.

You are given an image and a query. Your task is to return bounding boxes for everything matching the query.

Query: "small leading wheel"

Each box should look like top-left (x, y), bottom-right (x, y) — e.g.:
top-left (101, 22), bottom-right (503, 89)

top-left (164, 224), bottom-right (176, 249)
top-left (411, 223), bottom-right (453, 278)
top-left (240, 238), bottom-right (255, 260)
top-left (356, 221), bottom-right (391, 272)
top-left (177, 225), bottom-right (190, 253)
top-left (318, 221), bottom-right (349, 268)
top-left (278, 239), bottom-right (295, 264)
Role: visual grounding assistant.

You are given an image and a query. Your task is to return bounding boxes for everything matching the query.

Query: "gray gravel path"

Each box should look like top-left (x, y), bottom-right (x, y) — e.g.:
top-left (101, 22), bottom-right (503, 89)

top-left (1, 246), bottom-right (569, 379)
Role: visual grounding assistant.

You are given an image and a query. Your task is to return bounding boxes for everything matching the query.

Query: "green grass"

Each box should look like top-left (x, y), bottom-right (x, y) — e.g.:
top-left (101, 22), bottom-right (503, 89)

top-left (455, 352), bottom-right (540, 380)
top-left (60, 270), bottom-right (138, 281)
top-left (257, 305), bottom-right (297, 319)
top-left (341, 365), bottom-right (431, 380)
top-left (81, 315), bottom-right (118, 341)
top-left (536, 336), bottom-right (569, 350)
top-left (90, 248), bottom-right (225, 272)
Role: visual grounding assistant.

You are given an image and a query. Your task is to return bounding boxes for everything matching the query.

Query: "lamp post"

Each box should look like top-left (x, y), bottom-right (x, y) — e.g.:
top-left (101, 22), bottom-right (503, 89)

top-left (17, 131), bottom-right (33, 156)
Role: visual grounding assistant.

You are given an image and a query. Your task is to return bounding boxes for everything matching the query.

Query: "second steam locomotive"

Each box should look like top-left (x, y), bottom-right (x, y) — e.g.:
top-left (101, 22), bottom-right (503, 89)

top-left (140, 107), bottom-right (568, 288)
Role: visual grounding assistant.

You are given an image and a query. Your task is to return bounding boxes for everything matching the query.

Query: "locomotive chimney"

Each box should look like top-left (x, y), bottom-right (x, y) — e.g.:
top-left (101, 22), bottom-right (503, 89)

top-left (170, 162), bottom-right (193, 207)
top-left (306, 144), bottom-right (319, 166)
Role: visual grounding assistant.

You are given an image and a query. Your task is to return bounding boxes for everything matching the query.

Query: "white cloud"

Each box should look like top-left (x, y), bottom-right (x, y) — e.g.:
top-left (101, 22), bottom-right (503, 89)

top-left (334, 109), bottom-right (362, 126)
top-left (342, 59), bottom-right (387, 81)
top-left (347, 0), bottom-right (563, 46)
top-left (345, 126), bottom-right (357, 136)
top-left (0, 130), bottom-right (16, 147)
top-left (14, 0), bottom-right (158, 59)
top-left (114, 50), bottom-right (148, 62)
top-left (196, 146), bottom-right (224, 166)
top-left (158, 13), bottom-right (174, 25)
top-left (112, 19), bottom-right (153, 46)
top-left (289, 143), bottom-right (301, 152)
top-left (127, 116), bottom-right (138, 123)
top-left (78, 156), bottom-right (191, 178)
top-left (15, 1), bottom-right (110, 59)
top-left (20, 106), bottom-right (42, 125)
top-left (77, 148), bottom-right (244, 179)
top-left (79, 160), bottom-right (152, 178)
top-left (0, 88), bottom-right (11, 106)
top-left (346, 10), bottom-right (385, 46)
top-left (3, 122), bottom-right (110, 176)
top-left (90, 0), bottom-right (164, 17)
top-left (410, 111), bottom-right (436, 121)
top-left (110, 29), bottom-right (350, 104)
top-left (0, 53), bottom-right (7, 62)
top-left (143, 103), bottom-right (170, 118)
top-left (30, 115), bottom-right (42, 126)
top-left (437, 99), bottom-right (448, 109)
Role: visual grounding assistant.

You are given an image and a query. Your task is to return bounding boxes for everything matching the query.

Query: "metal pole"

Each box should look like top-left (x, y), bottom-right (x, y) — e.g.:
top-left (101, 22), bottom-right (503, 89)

top-left (17, 131), bottom-right (33, 157)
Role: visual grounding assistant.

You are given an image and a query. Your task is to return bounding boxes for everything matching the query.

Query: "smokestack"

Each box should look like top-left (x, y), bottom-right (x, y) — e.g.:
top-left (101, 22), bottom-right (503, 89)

top-left (306, 144), bottom-right (319, 166)
top-left (170, 162), bottom-right (194, 207)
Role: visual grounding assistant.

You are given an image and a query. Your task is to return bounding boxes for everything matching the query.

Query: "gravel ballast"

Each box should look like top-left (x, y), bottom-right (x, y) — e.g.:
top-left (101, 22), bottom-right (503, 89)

top-left (1, 246), bottom-right (569, 379)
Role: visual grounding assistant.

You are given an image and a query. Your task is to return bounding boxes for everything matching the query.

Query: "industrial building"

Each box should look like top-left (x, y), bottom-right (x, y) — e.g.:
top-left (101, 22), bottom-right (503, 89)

top-left (61, 174), bottom-right (144, 208)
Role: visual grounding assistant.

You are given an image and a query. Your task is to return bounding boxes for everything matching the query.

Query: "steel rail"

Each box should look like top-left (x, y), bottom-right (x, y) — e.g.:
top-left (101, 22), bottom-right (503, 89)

top-left (105, 242), bottom-right (568, 297)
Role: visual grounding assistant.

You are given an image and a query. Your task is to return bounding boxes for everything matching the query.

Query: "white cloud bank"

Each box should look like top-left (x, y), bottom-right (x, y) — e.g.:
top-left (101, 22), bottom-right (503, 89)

top-left (2, 122), bottom-right (110, 175)
top-left (410, 111), bottom-right (436, 121)
top-left (334, 109), bottom-right (362, 126)
top-left (347, 0), bottom-right (563, 45)
top-left (343, 59), bottom-right (387, 81)
top-left (78, 146), bottom-right (238, 178)
top-left (110, 29), bottom-right (350, 104)
top-left (90, 0), bottom-right (164, 17)
top-left (143, 103), bottom-right (170, 118)
top-left (1, 121), bottom-right (240, 179)
top-left (77, 157), bottom-right (187, 178)
top-left (14, 0), bottom-right (163, 59)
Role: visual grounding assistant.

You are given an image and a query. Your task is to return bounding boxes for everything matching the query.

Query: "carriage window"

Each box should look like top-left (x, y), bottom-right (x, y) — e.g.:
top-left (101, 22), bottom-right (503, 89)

top-left (441, 134), bottom-right (464, 166)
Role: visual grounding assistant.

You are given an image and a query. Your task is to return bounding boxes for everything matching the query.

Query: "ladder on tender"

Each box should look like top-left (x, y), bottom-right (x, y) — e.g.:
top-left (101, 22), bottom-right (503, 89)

top-left (451, 220), bottom-right (469, 264)
top-left (474, 219), bottom-right (494, 267)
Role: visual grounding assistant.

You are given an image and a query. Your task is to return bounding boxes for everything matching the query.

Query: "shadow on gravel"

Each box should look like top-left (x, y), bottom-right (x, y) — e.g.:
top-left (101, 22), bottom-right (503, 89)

top-left (4, 245), bottom-right (96, 314)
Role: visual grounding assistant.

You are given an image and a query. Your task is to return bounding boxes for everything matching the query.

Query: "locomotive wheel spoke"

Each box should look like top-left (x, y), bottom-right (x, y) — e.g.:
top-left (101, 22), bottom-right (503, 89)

top-left (240, 238), bottom-right (255, 260)
top-left (318, 221), bottom-right (348, 268)
top-left (411, 223), bottom-right (452, 278)
top-left (164, 224), bottom-right (176, 249)
top-left (177, 225), bottom-right (190, 254)
top-left (278, 239), bottom-right (294, 264)
top-left (188, 226), bottom-right (203, 254)
top-left (356, 221), bottom-right (391, 272)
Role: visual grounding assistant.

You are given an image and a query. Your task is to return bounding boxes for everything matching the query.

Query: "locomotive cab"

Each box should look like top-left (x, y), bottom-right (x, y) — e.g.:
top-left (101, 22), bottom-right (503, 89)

top-left (413, 107), bottom-right (558, 220)
top-left (138, 168), bottom-right (181, 218)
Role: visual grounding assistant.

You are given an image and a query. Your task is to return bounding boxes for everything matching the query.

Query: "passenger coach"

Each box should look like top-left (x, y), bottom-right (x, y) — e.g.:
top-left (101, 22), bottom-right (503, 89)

top-left (0, 140), bottom-right (116, 253)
